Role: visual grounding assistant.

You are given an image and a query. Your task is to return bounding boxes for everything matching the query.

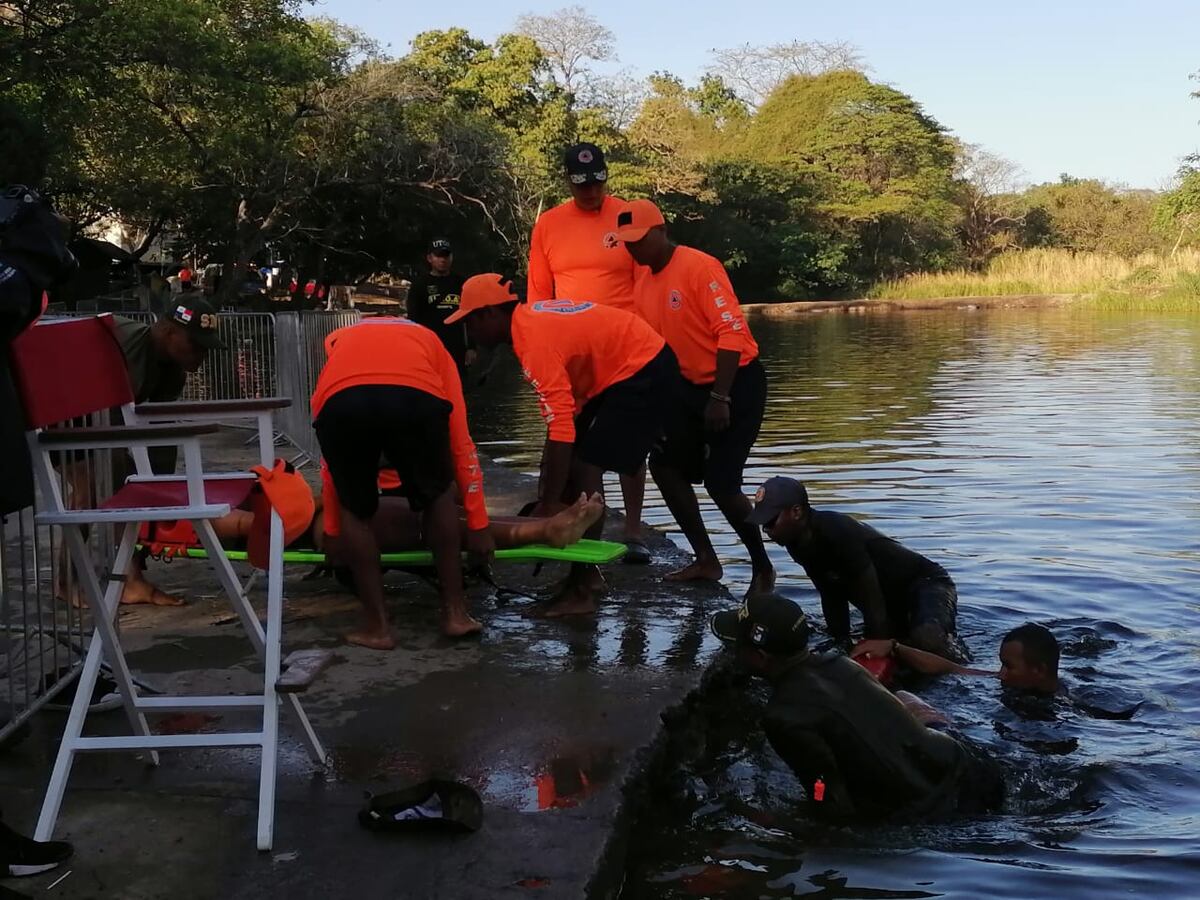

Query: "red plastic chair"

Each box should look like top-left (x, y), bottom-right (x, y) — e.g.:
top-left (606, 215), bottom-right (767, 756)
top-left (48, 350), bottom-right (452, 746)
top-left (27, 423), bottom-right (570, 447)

top-left (7, 314), bottom-right (325, 851)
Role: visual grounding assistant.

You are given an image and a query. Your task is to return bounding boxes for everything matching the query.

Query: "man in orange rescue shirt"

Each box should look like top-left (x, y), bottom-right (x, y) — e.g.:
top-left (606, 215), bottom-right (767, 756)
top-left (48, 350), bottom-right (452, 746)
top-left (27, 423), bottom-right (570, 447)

top-left (528, 142), bottom-right (652, 565)
top-left (618, 199), bottom-right (776, 597)
top-left (446, 274), bottom-right (679, 616)
top-left (311, 318), bottom-right (495, 647)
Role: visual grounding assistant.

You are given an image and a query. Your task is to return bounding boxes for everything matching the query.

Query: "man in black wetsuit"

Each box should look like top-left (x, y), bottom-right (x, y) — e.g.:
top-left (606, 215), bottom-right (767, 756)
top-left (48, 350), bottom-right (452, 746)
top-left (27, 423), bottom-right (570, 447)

top-left (748, 476), bottom-right (969, 662)
top-left (710, 593), bottom-right (1004, 824)
top-left (405, 238), bottom-right (471, 374)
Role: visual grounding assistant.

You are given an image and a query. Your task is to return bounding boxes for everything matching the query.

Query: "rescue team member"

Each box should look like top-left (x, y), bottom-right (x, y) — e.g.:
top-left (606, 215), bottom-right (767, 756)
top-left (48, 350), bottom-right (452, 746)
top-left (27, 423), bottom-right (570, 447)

top-left (749, 477), bottom-right (970, 663)
top-left (406, 237), bottom-right (473, 373)
top-left (311, 318), bottom-right (494, 647)
top-left (447, 274), bottom-right (678, 616)
top-left (617, 199), bottom-right (775, 596)
top-left (710, 593), bottom-right (1004, 824)
top-left (54, 299), bottom-right (225, 608)
top-left (528, 143), bottom-right (651, 565)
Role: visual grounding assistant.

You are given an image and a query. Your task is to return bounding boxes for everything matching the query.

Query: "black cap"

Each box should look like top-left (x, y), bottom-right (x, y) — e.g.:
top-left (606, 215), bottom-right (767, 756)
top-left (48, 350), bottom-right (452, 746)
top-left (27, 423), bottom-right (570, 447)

top-left (710, 593), bottom-right (810, 654)
top-left (746, 477), bottom-right (809, 527)
top-left (429, 238), bottom-right (452, 255)
top-left (563, 143), bottom-right (607, 185)
top-left (165, 297), bottom-right (225, 350)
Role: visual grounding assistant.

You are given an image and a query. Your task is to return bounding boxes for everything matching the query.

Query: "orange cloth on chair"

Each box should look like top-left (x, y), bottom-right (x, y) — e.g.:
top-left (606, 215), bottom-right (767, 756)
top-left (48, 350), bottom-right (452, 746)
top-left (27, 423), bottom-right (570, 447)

top-left (247, 460), bottom-right (316, 569)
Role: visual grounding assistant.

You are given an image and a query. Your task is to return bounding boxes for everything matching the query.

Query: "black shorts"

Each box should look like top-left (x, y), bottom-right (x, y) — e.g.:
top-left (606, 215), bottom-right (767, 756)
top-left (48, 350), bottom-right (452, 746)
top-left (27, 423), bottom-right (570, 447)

top-left (898, 575), bottom-right (968, 662)
top-left (314, 385), bottom-right (454, 521)
top-left (650, 357), bottom-right (767, 492)
top-left (574, 346), bottom-right (678, 476)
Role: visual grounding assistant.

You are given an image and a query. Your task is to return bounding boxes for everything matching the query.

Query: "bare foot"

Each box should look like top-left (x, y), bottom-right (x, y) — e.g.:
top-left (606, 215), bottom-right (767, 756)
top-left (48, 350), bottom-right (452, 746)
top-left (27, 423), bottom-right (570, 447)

top-left (441, 609), bottom-right (484, 638)
top-left (747, 567), bottom-right (777, 596)
top-left (345, 629), bottom-right (396, 650)
top-left (121, 583), bottom-right (184, 606)
top-left (543, 492), bottom-right (605, 548)
top-left (525, 583), bottom-right (599, 618)
top-left (664, 558), bottom-right (723, 583)
top-left (57, 583), bottom-right (88, 610)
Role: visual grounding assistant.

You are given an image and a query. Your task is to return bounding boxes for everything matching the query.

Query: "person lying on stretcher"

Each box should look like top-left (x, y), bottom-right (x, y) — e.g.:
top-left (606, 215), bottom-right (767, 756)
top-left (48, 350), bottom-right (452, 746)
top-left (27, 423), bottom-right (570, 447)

top-left (137, 462), bottom-right (605, 640)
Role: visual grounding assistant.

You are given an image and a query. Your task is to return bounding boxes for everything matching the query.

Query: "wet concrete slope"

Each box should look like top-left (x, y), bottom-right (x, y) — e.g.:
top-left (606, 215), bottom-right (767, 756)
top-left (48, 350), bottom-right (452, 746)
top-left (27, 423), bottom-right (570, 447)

top-left (0, 437), bottom-right (733, 899)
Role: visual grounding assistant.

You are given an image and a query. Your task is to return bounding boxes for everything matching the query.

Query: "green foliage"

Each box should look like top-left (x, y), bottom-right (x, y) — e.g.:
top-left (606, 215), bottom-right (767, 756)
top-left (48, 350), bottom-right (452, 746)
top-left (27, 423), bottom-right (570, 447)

top-left (1019, 176), bottom-right (1163, 257)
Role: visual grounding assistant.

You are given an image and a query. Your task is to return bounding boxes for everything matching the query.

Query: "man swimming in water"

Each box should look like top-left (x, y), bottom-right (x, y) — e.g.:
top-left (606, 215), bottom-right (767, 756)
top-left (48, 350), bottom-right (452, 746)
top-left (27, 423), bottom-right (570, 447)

top-left (710, 593), bottom-right (1004, 824)
top-left (852, 622), bottom-right (1061, 697)
top-left (748, 476), bottom-right (970, 662)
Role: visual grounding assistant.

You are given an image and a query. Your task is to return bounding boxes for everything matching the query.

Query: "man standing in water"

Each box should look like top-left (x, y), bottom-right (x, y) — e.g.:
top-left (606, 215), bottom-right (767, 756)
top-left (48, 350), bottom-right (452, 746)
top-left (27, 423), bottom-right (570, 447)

top-left (406, 238), bottom-right (472, 374)
top-left (748, 476), bottom-right (969, 662)
top-left (447, 274), bottom-right (678, 616)
top-left (527, 143), bottom-right (652, 565)
top-left (617, 199), bottom-right (775, 596)
top-left (710, 593), bottom-right (1004, 823)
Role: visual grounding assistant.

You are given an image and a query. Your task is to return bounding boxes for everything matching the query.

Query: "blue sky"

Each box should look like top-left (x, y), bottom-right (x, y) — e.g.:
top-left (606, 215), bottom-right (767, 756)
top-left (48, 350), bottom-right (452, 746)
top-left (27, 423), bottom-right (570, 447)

top-left (311, 0), bottom-right (1199, 189)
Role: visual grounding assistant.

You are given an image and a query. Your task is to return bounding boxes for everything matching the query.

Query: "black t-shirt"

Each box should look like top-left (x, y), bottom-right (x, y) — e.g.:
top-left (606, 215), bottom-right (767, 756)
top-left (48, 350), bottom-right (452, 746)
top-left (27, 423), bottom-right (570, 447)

top-left (406, 270), bottom-right (467, 367)
top-left (786, 509), bottom-right (948, 636)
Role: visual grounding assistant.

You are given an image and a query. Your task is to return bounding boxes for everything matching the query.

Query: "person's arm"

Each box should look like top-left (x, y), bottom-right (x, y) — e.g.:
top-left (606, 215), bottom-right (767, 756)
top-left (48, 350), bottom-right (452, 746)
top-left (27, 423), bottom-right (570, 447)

top-left (844, 565), bottom-right (890, 638)
top-left (851, 638), bottom-right (991, 677)
top-left (705, 349), bottom-right (741, 432)
top-left (527, 217), bottom-right (555, 302)
top-left (435, 340), bottom-right (489, 534)
top-left (698, 260), bottom-right (754, 431)
top-left (406, 275), bottom-right (429, 323)
top-left (515, 340), bottom-right (576, 507)
top-left (817, 579), bottom-right (853, 642)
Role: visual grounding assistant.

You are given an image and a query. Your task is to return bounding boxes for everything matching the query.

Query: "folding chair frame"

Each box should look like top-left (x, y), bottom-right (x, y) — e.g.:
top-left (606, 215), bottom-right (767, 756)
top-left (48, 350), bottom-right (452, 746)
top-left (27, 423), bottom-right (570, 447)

top-left (14, 322), bottom-right (326, 851)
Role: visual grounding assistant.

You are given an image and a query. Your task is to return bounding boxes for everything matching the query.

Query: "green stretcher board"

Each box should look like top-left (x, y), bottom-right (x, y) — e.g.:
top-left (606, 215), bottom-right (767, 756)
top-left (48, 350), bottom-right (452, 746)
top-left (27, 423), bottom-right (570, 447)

top-left (143, 538), bottom-right (627, 567)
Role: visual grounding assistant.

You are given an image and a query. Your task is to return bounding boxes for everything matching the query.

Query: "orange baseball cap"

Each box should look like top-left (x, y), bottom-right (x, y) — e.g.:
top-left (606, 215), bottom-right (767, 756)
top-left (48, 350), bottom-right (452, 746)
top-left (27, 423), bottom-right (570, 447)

top-left (247, 459), bottom-right (316, 569)
top-left (614, 199), bottom-right (666, 243)
top-left (443, 273), bottom-right (519, 324)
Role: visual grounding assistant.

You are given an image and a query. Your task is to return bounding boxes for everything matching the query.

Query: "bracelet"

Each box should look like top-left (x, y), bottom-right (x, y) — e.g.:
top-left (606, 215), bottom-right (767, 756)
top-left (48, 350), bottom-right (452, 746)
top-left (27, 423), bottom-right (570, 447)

top-left (709, 391), bottom-right (731, 403)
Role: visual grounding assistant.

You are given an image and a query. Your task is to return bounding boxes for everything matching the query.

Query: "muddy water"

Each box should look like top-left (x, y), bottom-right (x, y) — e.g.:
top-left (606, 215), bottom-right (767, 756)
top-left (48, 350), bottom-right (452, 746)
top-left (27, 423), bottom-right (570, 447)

top-left (469, 308), bottom-right (1200, 897)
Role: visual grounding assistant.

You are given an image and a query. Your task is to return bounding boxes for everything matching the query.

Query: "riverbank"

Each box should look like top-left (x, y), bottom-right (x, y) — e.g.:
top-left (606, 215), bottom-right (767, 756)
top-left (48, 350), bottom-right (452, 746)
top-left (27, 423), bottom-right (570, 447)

top-left (745, 292), bottom-right (1084, 316)
top-left (0, 432), bottom-right (733, 900)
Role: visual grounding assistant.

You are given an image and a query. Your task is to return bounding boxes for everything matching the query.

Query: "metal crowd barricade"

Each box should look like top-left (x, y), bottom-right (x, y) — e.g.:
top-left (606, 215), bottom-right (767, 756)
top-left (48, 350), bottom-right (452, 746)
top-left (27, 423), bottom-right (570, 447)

top-left (273, 311), bottom-right (361, 465)
top-left (180, 312), bottom-right (277, 405)
top-left (1, 411), bottom-right (111, 745)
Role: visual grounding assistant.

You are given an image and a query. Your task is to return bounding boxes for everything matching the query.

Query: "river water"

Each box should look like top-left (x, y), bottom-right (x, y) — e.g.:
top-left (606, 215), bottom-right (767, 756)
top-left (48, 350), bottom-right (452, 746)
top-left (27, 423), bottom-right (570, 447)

top-left (469, 307), bottom-right (1200, 898)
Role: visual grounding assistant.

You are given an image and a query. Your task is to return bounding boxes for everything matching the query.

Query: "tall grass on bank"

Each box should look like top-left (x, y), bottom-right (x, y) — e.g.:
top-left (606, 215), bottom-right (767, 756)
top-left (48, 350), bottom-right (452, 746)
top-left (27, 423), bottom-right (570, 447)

top-left (872, 248), bottom-right (1200, 304)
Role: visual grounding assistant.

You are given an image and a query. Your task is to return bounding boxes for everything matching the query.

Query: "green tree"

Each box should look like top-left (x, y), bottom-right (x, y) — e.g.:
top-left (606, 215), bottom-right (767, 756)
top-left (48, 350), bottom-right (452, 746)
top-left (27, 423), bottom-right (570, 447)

top-left (1154, 168), bottom-right (1200, 256)
top-left (1020, 176), bottom-right (1163, 256)
top-left (747, 70), bottom-right (961, 283)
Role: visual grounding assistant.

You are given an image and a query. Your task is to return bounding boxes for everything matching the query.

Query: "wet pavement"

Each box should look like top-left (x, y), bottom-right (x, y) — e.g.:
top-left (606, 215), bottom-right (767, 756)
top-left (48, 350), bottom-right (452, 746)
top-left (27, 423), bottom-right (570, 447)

top-left (0, 432), bottom-right (733, 899)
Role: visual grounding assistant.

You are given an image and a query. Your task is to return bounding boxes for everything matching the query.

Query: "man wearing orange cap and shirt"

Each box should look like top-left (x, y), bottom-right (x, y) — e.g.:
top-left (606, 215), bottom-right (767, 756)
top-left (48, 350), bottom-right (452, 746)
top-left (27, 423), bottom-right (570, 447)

top-left (528, 142), bottom-right (652, 566)
top-left (617, 199), bottom-right (775, 597)
top-left (447, 274), bottom-right (679, 615)
top-left (310, 317), bottom-right (495, 647)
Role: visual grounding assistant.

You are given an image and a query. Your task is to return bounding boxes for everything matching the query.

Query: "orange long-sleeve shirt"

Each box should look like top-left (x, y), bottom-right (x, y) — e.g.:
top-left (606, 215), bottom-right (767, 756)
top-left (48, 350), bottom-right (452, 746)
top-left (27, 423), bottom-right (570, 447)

top-left (632, 246), bottom-right (759, 385)
top-left (527, 196), bottom-right (638, 311)
top-left (512, 300), bottom-right (665, 444)
top-left (310, 318), bottom-right (488, 530)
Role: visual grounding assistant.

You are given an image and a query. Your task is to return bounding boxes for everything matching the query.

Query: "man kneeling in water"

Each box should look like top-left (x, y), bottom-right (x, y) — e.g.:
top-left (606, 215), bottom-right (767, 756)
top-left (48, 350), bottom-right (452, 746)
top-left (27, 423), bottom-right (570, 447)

top-left (710, 593), bottom-right (1004, 824)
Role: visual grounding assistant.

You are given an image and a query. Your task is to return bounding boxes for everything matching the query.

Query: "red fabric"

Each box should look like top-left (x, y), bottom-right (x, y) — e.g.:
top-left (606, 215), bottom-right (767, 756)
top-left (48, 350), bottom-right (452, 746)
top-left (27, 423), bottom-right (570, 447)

top-left (100, 477), bottom-right (255, 512)
top-left (9, 315), bottom-right (135, 428)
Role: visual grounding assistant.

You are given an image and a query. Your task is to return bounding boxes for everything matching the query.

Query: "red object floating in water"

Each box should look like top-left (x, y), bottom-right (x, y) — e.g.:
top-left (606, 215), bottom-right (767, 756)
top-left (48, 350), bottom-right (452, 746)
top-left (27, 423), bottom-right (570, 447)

top-left (515, 878), bottom-right (550, 888)
top-left (853, 644), bottom-right (897, 686)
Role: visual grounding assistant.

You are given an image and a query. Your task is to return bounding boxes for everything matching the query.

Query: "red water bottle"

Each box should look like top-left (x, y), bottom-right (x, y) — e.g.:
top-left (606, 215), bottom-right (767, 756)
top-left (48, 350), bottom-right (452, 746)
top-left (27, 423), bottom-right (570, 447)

top-left (813, 777), bottom-right (826, 802)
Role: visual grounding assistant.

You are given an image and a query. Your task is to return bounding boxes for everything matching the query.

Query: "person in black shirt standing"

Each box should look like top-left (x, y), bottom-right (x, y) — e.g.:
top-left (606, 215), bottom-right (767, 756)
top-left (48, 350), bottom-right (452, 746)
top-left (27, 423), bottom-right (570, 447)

top-left (748, 476), bottom-right (970, 662)
top-left (406, 238), bottom-right (471, 374)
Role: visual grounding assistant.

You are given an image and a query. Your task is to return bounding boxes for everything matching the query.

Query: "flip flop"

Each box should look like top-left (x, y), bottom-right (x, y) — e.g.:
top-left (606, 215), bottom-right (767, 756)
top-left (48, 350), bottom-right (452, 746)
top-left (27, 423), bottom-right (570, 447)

top-left (358, 779), bottom-right (483, 834)
top-left (622, 540), bottom-right (652, 565)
